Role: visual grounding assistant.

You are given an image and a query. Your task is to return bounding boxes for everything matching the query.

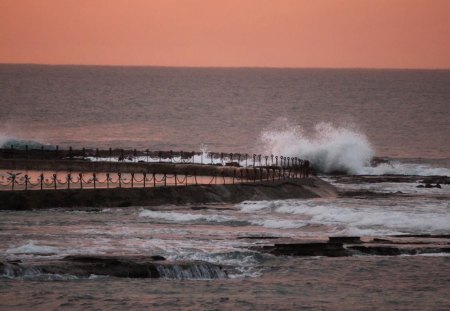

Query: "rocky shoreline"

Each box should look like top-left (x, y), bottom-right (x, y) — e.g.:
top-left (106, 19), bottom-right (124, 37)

top-left (2, 235), bottom-right (448, 281)
top-left (252, 235), bottom-right (450, 257)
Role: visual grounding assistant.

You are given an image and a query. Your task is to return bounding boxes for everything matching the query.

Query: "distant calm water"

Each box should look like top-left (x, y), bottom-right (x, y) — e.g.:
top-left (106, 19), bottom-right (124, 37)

top-left (1, 64), bottom-right (449, 158)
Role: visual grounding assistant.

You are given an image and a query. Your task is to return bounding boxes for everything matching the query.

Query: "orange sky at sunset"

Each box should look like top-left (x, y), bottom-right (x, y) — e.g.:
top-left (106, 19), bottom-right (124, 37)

top-left (1, 0), bottom-right (449, 69)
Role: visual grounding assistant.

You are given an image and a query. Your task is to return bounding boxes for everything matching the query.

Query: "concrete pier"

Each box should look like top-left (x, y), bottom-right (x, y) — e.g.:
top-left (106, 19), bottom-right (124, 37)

top-left (0, 177), bottom-right (336, 210)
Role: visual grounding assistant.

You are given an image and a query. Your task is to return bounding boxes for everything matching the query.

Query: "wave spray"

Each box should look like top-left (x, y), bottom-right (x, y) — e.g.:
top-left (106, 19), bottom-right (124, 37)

top-left (260, 120), bottom-right (374, 174)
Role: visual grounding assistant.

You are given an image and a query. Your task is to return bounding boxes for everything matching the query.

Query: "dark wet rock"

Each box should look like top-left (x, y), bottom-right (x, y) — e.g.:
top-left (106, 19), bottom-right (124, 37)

top-left (0, 255), bottom-right (228, 280)
top-left (328, 236), bottom-right (362, 244)
top-left (252, 235), bottom-right (450, 258)
top-left (420, 176), bottom-right (450, 185)
top-left (190, 206), bottom-right (208, 210)
top-left (348, 245), bottom-right (402, 256)
top-left (225, 162), bottom-right (240, 167)
top-left (256, 242), bottom-right (351, 257)
top-left (348, 245), bottom-right (450, 256)
top-left (423, 183), bottom-right (442, 189)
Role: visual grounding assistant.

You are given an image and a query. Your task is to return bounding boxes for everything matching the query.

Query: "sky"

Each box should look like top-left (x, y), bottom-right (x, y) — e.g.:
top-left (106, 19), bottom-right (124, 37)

top-left (1, 0), bottom-right (449, 69)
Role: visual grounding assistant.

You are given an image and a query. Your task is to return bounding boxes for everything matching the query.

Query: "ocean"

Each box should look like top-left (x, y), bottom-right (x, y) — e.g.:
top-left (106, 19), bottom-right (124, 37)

top-left (0, 64), bottom-right (449, 310)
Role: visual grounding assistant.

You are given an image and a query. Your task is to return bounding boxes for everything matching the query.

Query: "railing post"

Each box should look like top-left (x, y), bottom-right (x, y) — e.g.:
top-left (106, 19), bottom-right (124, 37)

top-left (131, 173), bottom-right (134, 188)
top-left (106, 173), bottom-right (110, 188)
top-left (93, 173), bottom-right (96, 189)
top-left (153, 173), bottom-right (156, 187)
top-left (11, 174), bottom-right (15, 191)
top-left (164, 173), bottom-right (167, 187)
top-left (53, 173), bottom-right (57, 190)
top-left (174, 173), bottom-right (177, 186)
top-left (143, 172), bottom-right (146, 188)
top-left (25, 174), bottom-right (29, 190)
top-left (40, 173), bottom-right (44, 190)
top-left (79, 173), bottom-right (83, 189)
top-left (67, 173), bottom-right (71, 190)
top-left (118, 173), bottom-right (122, 188)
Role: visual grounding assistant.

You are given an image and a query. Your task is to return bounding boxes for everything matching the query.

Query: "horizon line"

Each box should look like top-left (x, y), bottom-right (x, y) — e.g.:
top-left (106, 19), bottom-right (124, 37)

top-left (1, 62), bottom-right (449, 71)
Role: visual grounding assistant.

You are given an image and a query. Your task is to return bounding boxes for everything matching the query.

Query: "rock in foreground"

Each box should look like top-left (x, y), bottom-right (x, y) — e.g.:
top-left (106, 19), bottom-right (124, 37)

top-left (0, 255), bottom-right (228, 280)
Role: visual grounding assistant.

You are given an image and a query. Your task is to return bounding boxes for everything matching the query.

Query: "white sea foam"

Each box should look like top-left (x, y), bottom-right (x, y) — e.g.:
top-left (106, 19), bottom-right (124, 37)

top-left (138, 210), bottom-right (237, 224)
top-left (260, 120), bottom-right (374, 174)
top-left (249, 219), bottom-right (307, 229)
top-left (360, 162), bottom-right (450, 176)
top-left (6, 241), bottom-right (61, 254)
top-left (238, 199), bottom-right (450, 235)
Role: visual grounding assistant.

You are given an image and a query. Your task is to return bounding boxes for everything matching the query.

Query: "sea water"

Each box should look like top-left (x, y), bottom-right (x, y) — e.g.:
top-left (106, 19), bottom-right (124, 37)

top-left (0, 65), bottom-right (449, 310)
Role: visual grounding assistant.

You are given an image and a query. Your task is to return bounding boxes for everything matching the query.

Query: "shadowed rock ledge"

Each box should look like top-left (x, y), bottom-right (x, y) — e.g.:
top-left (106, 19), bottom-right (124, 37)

top-left (251, 235), bottom-right (450, 257)
top-left (0, 255), bottom-right (228, 280)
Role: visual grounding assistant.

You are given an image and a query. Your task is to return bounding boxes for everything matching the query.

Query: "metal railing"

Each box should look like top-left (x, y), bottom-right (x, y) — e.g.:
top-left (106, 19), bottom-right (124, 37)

top-left (0, 146), bottom-right (308, 169)
top-left (0, 166), bottom-right (309, 191)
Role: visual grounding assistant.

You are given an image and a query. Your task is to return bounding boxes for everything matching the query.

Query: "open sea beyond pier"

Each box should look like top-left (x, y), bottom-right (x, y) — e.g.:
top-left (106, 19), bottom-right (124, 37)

top-left (1, 65), bottom-right (450, 310)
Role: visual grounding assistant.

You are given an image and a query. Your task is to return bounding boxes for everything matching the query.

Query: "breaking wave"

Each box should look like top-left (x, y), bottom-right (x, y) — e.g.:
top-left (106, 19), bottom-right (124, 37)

top-left (238, 199), bottom-right (450, 235)
top-left (138, 210), bottom-right (249, 226)
top-left (260, 120), bottom-right (449, 176)
top-left (260, 120), bottom-right (374, 174)
top-left (0, 133), bottom-right (54, 150)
